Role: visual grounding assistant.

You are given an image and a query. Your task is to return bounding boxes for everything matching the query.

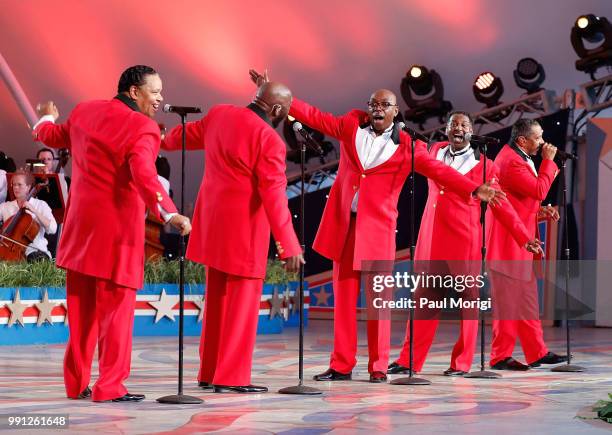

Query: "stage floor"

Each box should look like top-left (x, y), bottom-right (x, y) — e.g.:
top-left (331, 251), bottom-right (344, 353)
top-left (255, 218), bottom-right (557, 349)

top-left (0, 321), bottom-right (611, 434)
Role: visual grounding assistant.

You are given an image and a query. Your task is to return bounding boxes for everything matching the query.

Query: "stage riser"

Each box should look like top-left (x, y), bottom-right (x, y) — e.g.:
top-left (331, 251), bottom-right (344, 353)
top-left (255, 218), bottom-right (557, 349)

top-left (0, 282), bottom-right (308, 345)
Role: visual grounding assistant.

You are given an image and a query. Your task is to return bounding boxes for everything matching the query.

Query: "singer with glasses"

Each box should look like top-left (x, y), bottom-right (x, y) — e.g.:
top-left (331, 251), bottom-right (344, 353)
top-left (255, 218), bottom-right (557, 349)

top-left (33, 65), bottom-right (191, 403)
top-left (161, 81), bottom-right (303, 394)
top-left (249, 69), bottom-right (505, 383)
top-left (388, 111), bottom-right (542, 377)
top-left (487, 118), bottom-right (568, 371)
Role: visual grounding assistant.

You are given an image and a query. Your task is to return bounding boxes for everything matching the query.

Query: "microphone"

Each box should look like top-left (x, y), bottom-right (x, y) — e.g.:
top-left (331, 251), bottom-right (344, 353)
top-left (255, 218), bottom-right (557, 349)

top-left (547, 147), bottom-right (578, 161)
top-left (162, 104), bottom-right (202, 115)
top-left (397, 122), bottom-right (429, 143)
top-left (292, 122), bottom-right (324, 155)
top-left (465, 133), bottom-right (500, 145)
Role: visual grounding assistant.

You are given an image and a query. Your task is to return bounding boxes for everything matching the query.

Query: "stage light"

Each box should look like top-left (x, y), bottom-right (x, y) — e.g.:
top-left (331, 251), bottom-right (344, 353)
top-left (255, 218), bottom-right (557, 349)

top-left (577, 16), bottom-right (589, 30)
top-left (409, 66), bottom-right (422, 78)
top-left (513, 57), bottom-right (546, 93)
top-left (473, 72), bottom-right (504, 108)
top-left (571, 14), bottom-right (612, 78)
top-left (400, 65), bottom-right (453, 129)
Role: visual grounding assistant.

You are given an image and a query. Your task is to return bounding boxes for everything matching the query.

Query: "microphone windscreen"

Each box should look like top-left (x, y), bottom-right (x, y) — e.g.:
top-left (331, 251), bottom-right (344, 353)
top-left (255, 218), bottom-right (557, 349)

top-left (397, 121), bottom-right (406, 130)
top-left (292, 122), bottom-right (303, 132)
top-left (162, 104), bottom-right (172, 113)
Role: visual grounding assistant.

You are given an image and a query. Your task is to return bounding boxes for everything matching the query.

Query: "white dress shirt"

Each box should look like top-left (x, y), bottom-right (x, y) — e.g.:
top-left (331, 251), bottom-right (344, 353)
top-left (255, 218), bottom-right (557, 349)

top-left (436, 144), bottom-right (479, 175)
top-left (0, 198), bottom-right (57, 258)
top-left (516, 146), bottom-right (538, 176)
top-left (351, 124), bottom-right (399, 212)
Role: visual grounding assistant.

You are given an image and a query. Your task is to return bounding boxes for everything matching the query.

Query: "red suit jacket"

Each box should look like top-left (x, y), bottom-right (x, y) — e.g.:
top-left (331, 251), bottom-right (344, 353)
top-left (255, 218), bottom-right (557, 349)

top-left (162, 104), bottom-right (300, 279)
top-left (487, 144), bottom-right (558, 278)
top-left (289, 99), bottom-right (480, 269)
top-left (34, 98), bottom-right (177, 289)
top-left (416, 142), bottom-right (531, 263)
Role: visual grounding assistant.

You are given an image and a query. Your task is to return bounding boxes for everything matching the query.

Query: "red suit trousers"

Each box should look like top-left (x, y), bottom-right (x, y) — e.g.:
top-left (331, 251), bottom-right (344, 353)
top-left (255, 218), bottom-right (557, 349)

top-left (329, 216), bottom-right (390, 374)
top-left (489, 270), bottom-right (548, 366)
top-left (395, 284), bottom-right (479, 372)
top-left (198, 267), bottom-right (263, 386)
top-left (63, 270), bottom-right (137, 401)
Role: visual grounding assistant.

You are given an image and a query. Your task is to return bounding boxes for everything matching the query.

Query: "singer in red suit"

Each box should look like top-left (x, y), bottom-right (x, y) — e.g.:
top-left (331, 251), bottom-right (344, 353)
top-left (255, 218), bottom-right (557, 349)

top-left (162, 82), bottom-right (303, 393)
top-left (389, 112), bottom-right (538, 377)
top-left (487, 118), bottom-right (567, 370)
top-left (248, 69), bottom-right (504, 383)
top-left (33, 65), bottom-right (191, 402)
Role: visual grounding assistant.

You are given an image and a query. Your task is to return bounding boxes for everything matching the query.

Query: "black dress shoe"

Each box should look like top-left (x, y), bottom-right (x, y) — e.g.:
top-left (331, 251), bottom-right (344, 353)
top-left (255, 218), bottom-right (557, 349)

top-left (94, 393), bottom-right (145, 403)
top-left (76, 386), bottom-right (91, 399)
top-left (198, 381), bottom-right (214, 390)
top-left (443, 368), bottom-right (467, 376)
top-left (369, 371), bottom-right (387, 383)
top-left (529, 352), bottom-right (568, 367)
top-left (112, 393), bottom-right (145, 402)
top-left (491, 357), bottom-right (529, 371)
top-left (387, 362), bottom-right (412, 375)
top-left (313, 368), bottom-right (352, 381)
top-left (213, 384), bottom-right (268, 393)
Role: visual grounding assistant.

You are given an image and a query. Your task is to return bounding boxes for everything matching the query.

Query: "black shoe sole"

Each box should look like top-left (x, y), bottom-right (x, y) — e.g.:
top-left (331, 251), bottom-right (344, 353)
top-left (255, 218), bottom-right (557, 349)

top-left (111, 397), bottom-right (145, 402)
top-left (313, 376), bottom-right (352, 381)
top-left (213, 386), bottom-right (268, 393)
top-left (491, 365), bottom-right (529, 371)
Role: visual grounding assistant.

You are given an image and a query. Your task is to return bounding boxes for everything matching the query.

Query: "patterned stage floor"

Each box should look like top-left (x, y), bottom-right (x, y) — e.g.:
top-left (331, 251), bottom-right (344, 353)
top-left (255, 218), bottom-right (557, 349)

top-left (0, 321), bottom-right (611, 434)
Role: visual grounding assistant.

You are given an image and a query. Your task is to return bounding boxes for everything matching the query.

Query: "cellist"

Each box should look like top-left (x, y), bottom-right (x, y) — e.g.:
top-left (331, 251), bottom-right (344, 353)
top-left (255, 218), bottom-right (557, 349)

top-left (0, 169), bottom-right (57, 261)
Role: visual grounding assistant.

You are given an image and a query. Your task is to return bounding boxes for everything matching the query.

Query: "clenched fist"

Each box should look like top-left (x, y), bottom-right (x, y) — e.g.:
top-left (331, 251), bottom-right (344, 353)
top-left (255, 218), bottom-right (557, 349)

top-left (36, 101), bottom-right (60, 121)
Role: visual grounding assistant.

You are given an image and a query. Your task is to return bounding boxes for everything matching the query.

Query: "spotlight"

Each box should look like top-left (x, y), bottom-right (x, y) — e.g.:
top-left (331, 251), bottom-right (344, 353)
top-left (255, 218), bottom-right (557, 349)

top-left (400, 65), bottom-right (453, 128)
top-left (473, 72), bottom-right (504, 108)
top-left (513, 58), bottom-right (546, 93)
top-left (571, 14), bottom-right (612, 78)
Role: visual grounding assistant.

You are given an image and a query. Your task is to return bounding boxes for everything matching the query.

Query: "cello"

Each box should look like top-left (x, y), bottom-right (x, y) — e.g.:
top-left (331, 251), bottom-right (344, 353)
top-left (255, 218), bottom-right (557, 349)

top-left (0, 181), bottom-right (48, 261)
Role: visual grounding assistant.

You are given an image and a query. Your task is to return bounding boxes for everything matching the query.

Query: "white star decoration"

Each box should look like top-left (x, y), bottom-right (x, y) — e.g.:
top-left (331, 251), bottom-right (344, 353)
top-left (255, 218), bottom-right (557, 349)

top-left (267, 288), bottom-right (284, 320)
top-left (193, 297), bottom-right (204, 323)
top-left (6, 289), bottom-right (28, 327)
top-left (62, 302), bottom-right (69, 325)
top-left (282, 286), bottom-right (291, 321)
top-left (148, 289), bottom-right (179, 323)
top-left (35, 290), bottom-right (57, 326)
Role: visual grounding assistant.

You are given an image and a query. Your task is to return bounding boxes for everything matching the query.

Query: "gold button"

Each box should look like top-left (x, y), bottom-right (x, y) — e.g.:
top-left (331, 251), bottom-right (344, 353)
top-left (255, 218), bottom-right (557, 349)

top-left (361, 174), bottom-right (366, 178)
top-left (433, 203), bottom-right (436, 208)
top-left (440, 190), bottom-right (444, 195)
top-left (156, 192), bottom-right (163, 201)
top-left (353, 185), bottom-right (358, 190)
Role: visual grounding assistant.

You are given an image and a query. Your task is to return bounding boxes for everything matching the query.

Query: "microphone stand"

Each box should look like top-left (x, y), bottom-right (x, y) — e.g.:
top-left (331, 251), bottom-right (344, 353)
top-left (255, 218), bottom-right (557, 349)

top-left (391, 129), bottom-right (431, 386)
top-left (158, 112), bottom-right (204, 404)
top-left (551, 157), bottom-right (584, 373)
top-left (465, 142), bottom-right (501, 379)
top-left (279, 131), bottom-right (322, 395)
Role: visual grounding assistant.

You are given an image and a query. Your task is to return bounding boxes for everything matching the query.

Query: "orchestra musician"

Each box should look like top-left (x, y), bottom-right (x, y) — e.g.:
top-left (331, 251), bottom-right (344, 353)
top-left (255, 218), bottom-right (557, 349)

top-left (0, 169), bottom-right (57, 261)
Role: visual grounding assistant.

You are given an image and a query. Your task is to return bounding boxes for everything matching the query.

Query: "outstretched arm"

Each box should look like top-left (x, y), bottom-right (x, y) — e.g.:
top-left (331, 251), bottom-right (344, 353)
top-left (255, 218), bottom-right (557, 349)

top-left (32, 101), bottom-right (71, 149)
top-left (249, 68), bottom-right (347, 140)
top-left (161, 117), bottom-right (207, 151)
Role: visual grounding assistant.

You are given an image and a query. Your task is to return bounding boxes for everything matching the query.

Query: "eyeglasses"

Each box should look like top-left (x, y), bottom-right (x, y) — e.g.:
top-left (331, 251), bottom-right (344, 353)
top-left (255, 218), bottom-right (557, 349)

top-left (367, 101), bottom-right (397, 110)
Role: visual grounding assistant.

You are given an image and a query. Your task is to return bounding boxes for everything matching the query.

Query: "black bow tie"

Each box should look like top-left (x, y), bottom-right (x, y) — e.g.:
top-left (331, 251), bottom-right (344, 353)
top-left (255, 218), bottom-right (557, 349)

top-left (446, 145), bottom-right (470, 162)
